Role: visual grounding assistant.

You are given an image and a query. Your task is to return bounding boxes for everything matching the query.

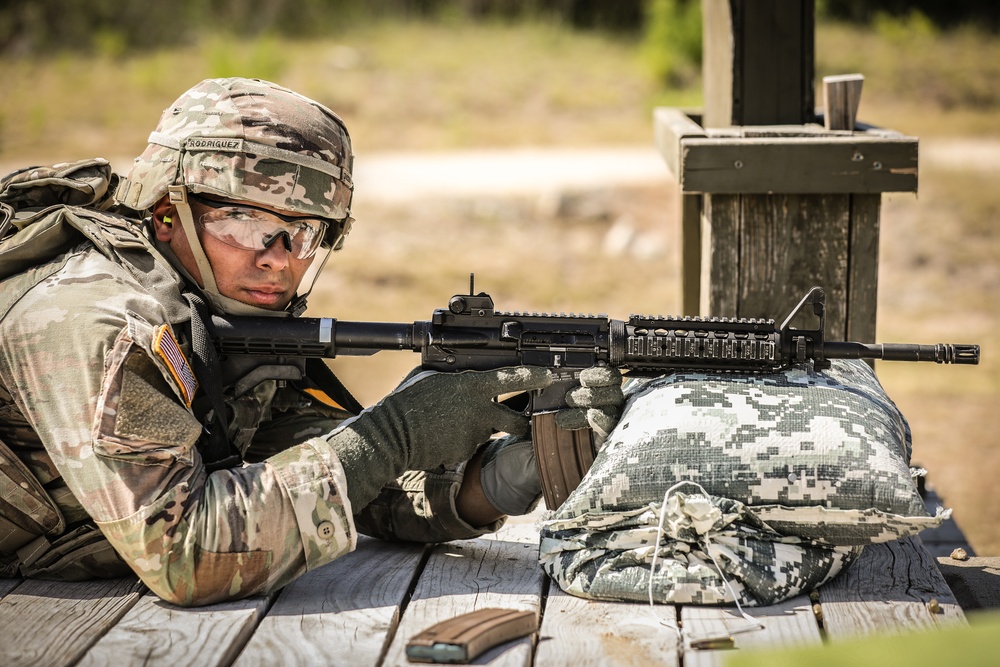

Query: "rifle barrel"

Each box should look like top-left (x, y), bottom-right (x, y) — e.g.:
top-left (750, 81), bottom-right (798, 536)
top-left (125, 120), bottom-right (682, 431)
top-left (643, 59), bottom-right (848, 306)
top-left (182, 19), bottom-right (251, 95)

top-left (823, 341), bottom-right (980, 364)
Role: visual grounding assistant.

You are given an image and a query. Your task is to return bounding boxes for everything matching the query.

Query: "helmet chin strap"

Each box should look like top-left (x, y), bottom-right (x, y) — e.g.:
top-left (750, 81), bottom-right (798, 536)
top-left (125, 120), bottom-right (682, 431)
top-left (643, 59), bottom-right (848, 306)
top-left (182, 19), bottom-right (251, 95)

top-left (166, 185), bottom-right (291, 318)
top-left (168, 185), bottom-right (218, 294)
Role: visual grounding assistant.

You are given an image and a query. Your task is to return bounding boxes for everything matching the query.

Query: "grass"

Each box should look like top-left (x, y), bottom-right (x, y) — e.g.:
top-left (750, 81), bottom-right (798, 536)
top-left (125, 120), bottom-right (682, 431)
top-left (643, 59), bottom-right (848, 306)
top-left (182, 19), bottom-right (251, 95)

top-left (2, 17), bottom-right (998, 554)
top-left (0, 21), bottom-right (660, 163)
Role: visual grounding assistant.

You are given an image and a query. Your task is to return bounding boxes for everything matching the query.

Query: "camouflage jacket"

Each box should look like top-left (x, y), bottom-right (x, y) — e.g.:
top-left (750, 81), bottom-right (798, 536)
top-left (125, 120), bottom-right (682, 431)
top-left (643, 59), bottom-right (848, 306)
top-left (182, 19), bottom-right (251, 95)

top-left (0, 203), bottom-right (497, 606)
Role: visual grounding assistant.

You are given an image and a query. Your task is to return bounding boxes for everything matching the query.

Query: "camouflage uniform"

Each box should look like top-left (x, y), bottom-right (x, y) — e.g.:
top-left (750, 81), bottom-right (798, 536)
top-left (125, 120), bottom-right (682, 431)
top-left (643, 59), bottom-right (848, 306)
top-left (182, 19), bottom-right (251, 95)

top-left (0, 79), bottom-right (499, 607)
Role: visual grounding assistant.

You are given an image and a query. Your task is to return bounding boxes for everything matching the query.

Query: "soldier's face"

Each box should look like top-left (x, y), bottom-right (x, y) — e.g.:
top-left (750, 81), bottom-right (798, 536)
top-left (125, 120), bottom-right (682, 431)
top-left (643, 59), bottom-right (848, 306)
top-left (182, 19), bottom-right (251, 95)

top-left (157, 197), bottom-right (316, 310)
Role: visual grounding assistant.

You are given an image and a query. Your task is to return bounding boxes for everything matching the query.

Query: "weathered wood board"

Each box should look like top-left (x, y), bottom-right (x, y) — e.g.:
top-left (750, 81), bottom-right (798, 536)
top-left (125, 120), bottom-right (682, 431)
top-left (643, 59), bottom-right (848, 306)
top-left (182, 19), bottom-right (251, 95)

top-left (0, 577), bottom-right (145, 667)
top-left (80, 591), bottom-right (271, 667)
top-left (380, 518), bottom-right (545, 667)
top-left (819, 536), bottom-right (966, 639)
top-left (234, 537), bottom-right (425, 666)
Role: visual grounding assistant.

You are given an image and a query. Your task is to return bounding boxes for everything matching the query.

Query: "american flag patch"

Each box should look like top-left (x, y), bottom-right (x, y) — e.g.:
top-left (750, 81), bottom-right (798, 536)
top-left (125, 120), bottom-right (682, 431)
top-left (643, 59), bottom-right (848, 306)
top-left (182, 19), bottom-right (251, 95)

top-left (152, 324), bottom-right (198, 407)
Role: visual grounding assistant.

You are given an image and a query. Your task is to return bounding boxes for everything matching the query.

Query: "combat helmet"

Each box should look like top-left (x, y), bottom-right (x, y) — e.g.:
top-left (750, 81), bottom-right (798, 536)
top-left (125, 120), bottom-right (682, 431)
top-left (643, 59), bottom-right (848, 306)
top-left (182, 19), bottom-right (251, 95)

top-left (116, 77), bottom-right (354, 316)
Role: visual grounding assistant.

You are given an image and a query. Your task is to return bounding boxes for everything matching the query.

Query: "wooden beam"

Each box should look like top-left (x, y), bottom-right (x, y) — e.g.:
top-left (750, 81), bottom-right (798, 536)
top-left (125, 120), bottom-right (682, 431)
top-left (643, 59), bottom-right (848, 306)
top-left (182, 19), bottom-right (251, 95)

top-left (680, 137), bottom-right (916, 194)
top-left (702, 0), bottom-right (815, 127)
top-left (654, 107), bottom-right (706, 181)
top-left (681, 193), bottom-right (703, 316)
top-left (846, 193), bottom-right (881, 343)
top-left (732, 0), bottom-right (815, 126)
top-left (701, 0), bottom-right (735, 128)
top-left (655, 109), bottom-right (918, 194)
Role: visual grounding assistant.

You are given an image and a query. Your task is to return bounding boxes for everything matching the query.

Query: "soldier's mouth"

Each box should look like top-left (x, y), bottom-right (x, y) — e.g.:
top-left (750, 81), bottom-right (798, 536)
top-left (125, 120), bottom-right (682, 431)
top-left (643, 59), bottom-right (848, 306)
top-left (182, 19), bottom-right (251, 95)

top-left (243, 287), bottom-right (288, 307)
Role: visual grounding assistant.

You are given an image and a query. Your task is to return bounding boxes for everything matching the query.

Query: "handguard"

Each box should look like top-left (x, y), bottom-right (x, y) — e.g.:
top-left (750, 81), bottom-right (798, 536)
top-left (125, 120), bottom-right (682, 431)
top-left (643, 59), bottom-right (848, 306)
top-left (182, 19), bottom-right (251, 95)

top-left (406, 608), bottom-right (536, 664)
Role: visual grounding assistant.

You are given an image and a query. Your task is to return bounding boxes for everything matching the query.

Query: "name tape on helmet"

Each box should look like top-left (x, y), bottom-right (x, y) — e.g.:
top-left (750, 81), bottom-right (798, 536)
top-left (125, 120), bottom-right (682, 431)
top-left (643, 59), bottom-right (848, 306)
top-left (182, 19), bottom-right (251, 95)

top-left (186, 138), bottom-right (245, 151)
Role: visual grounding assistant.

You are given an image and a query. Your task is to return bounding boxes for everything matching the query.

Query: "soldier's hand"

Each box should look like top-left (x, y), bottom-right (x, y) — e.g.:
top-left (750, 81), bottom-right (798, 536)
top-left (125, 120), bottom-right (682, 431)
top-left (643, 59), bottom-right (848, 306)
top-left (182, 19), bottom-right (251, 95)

top-left (554, 365), bottom-right (625, 448)
top-left (325, 367), bottom-right (552, 510)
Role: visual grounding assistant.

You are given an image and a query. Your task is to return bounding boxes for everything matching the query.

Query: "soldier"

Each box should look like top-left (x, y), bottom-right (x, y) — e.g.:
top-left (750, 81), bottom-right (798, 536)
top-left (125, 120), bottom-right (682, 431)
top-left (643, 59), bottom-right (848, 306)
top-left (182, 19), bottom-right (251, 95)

top-left (0, 77), bottom-right (622, 606)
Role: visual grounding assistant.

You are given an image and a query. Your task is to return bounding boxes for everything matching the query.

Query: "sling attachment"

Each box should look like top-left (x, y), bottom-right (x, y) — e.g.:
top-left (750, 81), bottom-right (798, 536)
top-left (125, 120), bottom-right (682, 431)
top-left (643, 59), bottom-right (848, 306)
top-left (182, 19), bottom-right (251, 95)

top-left (303, 357), bottom-right (364, 416)
top-left (184, 292), bottom-right (242, 473)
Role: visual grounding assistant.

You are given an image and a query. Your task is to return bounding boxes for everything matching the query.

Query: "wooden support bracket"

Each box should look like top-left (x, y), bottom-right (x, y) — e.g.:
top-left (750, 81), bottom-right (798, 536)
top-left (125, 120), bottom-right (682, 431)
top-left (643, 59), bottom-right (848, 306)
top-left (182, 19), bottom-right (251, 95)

top-left (654, 107), bottom-right (918, 194)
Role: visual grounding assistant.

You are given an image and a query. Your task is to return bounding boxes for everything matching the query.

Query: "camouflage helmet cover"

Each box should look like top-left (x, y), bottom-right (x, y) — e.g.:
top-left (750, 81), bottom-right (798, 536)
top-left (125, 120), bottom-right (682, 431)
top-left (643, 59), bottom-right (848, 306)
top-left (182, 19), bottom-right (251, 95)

top-left (117, 77), bottom-right (354, 245)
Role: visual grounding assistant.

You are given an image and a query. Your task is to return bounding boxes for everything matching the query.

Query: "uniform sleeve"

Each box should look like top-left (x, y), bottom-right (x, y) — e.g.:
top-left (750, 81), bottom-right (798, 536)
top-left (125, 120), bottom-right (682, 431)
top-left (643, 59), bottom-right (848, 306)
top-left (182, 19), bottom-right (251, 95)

top-left (354, 464), bottom-right (505, 543)
top-left (0, 253), bottom-right (357, 606)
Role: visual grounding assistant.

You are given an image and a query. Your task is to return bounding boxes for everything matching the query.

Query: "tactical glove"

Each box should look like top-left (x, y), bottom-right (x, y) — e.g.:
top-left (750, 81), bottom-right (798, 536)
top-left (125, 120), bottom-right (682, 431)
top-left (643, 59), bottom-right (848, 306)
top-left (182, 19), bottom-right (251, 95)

top-left (325, 366), bottom-right (552, 510)
top-left (480, 365), bottom-right (626, 516)
top-left (553, 365), bottom-right (625, 448)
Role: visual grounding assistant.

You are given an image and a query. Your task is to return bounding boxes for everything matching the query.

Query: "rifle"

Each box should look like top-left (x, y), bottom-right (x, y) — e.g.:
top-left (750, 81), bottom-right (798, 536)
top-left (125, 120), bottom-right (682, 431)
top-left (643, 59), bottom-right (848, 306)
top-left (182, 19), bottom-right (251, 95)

top-left (207, 280), bottom-right (979, 508)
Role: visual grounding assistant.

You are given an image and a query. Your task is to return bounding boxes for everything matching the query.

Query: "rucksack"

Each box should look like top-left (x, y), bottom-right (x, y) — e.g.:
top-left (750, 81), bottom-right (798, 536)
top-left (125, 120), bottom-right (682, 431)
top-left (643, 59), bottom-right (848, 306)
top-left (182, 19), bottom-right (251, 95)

top-left (0, 157), bottom-right (143, 578)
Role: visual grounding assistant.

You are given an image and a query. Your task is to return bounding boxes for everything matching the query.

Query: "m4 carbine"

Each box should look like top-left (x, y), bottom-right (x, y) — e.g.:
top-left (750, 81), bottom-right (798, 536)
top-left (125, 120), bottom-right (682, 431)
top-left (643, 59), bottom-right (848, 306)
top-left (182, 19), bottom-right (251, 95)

top-left (207, 282), bottom-right (979, 508)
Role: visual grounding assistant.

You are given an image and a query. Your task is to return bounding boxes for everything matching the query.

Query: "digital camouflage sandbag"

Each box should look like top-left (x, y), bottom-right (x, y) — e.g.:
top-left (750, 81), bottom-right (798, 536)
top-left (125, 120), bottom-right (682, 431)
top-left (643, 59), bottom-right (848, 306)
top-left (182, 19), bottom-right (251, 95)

top-left (538, 358), bottom-right (948, 606)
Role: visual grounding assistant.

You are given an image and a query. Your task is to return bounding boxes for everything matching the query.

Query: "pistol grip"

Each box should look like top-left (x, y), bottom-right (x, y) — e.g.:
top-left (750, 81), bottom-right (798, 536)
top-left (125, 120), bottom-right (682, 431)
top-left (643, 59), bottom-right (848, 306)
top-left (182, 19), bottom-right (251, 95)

top-left (531, 412), bottom-right (595, 510)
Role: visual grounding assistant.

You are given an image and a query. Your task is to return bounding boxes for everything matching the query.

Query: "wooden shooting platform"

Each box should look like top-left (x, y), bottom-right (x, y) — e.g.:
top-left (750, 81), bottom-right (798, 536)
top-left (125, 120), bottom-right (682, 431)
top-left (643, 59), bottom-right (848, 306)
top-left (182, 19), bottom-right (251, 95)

top-left (0, 509), bottom-right (969, 667)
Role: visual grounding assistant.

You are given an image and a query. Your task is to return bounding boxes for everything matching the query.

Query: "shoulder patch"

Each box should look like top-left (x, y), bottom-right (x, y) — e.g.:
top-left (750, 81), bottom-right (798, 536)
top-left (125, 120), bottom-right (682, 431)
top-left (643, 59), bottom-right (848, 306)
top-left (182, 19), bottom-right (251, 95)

top-left (152, 324), bottom-right (198, 407)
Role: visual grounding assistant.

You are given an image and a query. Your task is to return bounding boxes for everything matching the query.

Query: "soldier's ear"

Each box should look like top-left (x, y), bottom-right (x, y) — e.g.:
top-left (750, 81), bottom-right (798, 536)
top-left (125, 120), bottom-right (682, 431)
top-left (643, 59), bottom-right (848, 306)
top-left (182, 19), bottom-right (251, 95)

top-left (151, 195), bottom-right (176, 242)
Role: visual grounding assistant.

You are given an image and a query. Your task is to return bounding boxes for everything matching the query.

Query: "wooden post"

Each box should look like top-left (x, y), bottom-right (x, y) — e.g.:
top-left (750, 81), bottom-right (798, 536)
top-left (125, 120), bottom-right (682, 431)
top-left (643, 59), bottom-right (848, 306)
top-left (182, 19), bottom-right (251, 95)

top-left (657, 0), bottom-right (918, 343)
top-left (702, 0), bottom-right (814, 128)
top-left (824, 74), bottom-right (865, 131)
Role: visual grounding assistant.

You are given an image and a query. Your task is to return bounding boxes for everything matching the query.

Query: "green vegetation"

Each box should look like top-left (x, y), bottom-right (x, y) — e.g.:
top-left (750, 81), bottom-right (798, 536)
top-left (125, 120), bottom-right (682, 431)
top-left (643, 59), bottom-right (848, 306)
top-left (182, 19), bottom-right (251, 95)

top-left (3, 10), bottom-right (1000, 164)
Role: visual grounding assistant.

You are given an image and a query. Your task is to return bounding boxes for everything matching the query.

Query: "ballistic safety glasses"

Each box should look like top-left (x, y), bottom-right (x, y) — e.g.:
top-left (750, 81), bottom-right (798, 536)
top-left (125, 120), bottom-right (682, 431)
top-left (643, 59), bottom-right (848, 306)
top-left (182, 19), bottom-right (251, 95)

top-left (191, 195), bottom-right (331, 260)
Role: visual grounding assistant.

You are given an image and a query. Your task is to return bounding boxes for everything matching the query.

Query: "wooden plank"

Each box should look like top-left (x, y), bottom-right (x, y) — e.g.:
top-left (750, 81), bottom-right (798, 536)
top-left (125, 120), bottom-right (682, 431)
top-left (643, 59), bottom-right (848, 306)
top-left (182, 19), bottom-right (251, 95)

top-left (681, 193), bottom-right (703, 316)
top-left (818, 536), bottom-right (966, 640)
top-left (0, 578), bottom-right (21, 598)
top-left (701, 0), bottom-right (736, 129)
top-left (823, 74), bottom-right (865, 131)
top-left (700, 194), bottom-right (740, 316)
top-left (557, 592), bottom-right (680, 666)
top-left (732, 0), bottom-right (815, 126)
top-left (537, 586), bottom-right (679, 667)
top-left (682, 595), bottom-right (821, 667)
top-left (736, 193), bottom-right (851, 338)
top-left (0, 577), bottom-right (145, 667)
top-left (380, 518), bottom-right (545, 667)
top-left (679, 136), bottom-right (918, 194)
top-left (654, 107), bottom-right (707, 181)
top-left (233, 537), bottom-right (425, 667)
top-left (79, 591), bottom-right (271, 667)
top-left (846, 193), bottom-right (881, 343)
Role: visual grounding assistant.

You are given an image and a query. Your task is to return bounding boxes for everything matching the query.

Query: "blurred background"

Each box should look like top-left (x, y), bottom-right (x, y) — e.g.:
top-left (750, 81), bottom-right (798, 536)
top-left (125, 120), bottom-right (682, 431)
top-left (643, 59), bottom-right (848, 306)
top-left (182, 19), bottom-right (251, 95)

top-left (2, 0), bottom-right (998, 553)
